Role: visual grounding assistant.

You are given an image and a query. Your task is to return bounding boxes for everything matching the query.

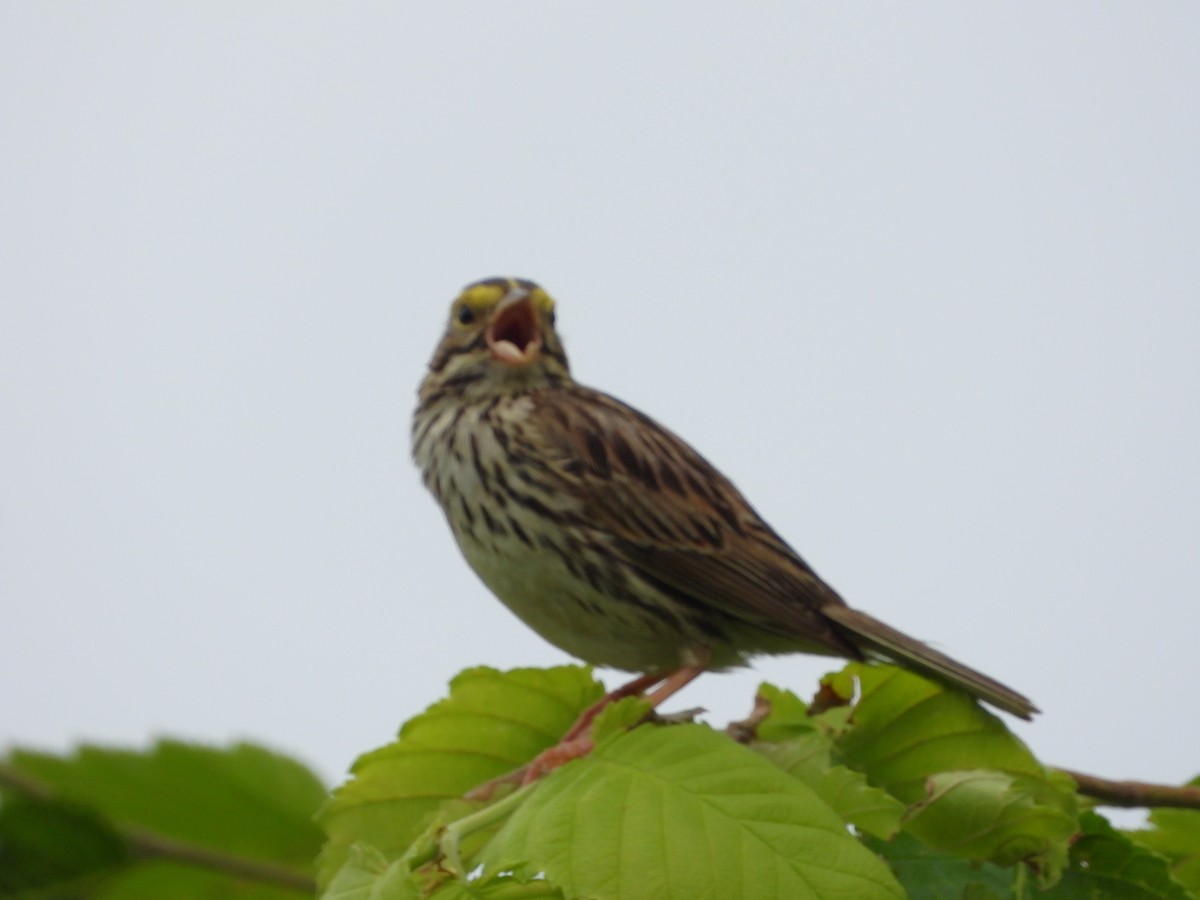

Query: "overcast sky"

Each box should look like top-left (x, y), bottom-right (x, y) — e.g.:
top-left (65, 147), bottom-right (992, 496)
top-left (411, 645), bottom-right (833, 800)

top-left (2, 5), bottom-right (1197, 827)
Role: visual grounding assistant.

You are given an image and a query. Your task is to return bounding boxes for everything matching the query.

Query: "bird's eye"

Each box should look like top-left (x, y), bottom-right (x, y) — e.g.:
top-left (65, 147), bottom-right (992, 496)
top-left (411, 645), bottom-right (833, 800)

top-left (456, 304), bottom-right (476, 326)
top-left (547, 309), bottom-right (556, 326)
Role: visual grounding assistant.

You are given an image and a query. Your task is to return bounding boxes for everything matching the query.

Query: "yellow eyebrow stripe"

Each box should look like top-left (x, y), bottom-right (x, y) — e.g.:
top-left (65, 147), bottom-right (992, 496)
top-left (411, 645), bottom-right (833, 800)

top-left (458, 277), bottom-right (555, 314)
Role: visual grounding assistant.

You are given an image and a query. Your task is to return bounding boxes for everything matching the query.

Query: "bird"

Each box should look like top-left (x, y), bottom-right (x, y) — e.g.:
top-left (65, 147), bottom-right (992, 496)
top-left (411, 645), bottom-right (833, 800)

top-left (412, 276), bottom-right (1038, 726)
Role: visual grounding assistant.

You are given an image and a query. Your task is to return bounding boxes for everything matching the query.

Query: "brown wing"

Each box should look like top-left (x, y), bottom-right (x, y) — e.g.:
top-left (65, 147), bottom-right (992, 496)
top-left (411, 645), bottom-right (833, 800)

top-left (527, 385), bottom-right (1038, 718)
top-left (531, 385), bottom-right (861, 659)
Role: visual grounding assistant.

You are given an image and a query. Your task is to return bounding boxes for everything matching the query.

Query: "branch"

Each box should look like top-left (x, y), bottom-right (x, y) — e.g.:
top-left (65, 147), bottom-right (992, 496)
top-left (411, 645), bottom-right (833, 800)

top-left (1057, 768), bottom-right (1200, 811)
top-left (0, 762), bottom-right (316, 893)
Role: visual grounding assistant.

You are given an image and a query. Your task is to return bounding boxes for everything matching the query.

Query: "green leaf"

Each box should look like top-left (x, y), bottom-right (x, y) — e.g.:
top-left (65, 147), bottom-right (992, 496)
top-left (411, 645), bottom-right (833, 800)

top-left (754, 736), bottom-right (904, 839)
top-left (1047, 811), bottom-right (1195, 899)
top-left (1128, 777), bottom-right (1200, 894)
top-left (92, 862), bottom-right (310, 899)
top-left (426, 875), bottom-right (565, 899)
top-left (319, 844), bottom-right (566, 900)
top-left (7, 740), bottom-right (325, 863)
top-left (318, 666), bottom-right (603, 887)
top-left (1, 741), bottom-right (323, 898)
top-left (872, 810), bottom-right (1199, 900)
top-left (828, 664), bottom-right (1047, 803)
top-left (321, 844), bottom-right (417, 900)
top-left (0, 796), bottom-right (130, 893)
top-left (865, 831), bottom-right (1019, 899)
top-left (735, 683), bottom-right (904, 838)
top-left (590, 695), bottom-right (651, 743)
top-left (903, 770), bottom-right (1075, 870)
top-left (750, 683), bottom-right (815, 742)
top-left (480, 722), bottom-right (905, 900)
top-left (820, 663), bottom-right (1077, 874)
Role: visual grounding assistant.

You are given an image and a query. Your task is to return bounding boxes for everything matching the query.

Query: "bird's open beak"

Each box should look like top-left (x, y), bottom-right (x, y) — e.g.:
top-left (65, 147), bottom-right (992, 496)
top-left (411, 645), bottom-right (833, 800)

top-left (486, 294), bottom-right (543, 366)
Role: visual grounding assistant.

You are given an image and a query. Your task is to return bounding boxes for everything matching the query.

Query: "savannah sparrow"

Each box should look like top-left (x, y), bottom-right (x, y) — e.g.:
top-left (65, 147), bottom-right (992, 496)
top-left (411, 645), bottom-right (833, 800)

top-left (412, 277), bottom-right (1037, 720)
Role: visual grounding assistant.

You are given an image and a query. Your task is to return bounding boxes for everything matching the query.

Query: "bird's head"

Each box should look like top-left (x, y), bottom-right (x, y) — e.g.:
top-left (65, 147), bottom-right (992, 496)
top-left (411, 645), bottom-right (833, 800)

top-left (423, 277), bottom-right (571, 398)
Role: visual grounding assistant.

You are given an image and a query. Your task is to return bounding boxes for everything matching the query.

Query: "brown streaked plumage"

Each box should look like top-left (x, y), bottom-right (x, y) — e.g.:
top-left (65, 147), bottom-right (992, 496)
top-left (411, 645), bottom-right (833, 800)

top-left (413, 277), bottom-right (1038, 720)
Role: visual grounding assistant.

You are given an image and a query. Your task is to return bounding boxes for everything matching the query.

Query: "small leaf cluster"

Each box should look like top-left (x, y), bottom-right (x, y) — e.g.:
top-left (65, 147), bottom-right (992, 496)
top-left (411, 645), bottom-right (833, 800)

top-left (1, 664), bottom-right (1197, 899)
top-left (314, 664), bottom-right (1198, 899)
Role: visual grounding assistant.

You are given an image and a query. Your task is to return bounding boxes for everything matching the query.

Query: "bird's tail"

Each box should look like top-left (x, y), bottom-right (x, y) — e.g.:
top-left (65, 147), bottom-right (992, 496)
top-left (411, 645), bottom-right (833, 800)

top-left (823, 606), bottom-right (1039, 720)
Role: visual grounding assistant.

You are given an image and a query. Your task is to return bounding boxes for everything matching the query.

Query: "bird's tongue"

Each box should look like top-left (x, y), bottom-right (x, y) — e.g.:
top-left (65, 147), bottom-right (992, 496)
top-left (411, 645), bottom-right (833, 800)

top-left (487, 297), bottom-right (541, 365)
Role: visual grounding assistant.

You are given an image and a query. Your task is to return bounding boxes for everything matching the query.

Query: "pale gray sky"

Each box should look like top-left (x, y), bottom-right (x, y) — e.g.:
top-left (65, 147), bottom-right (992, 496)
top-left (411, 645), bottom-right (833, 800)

top-left (2, 5), bottom-right (1197, 825)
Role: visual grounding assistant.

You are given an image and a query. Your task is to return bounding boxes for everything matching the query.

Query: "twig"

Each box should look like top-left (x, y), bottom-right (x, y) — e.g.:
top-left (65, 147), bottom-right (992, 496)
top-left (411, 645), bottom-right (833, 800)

top-left (1058, 769), bottom-right (1200, 811)
top-left (127, 828), bottom-right (316, 891)
top-left (0, 763), bottom-right (54, 801)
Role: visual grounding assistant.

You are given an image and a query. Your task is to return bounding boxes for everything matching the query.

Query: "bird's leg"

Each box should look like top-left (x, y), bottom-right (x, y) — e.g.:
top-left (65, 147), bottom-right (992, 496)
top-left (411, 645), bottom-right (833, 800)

top-left (553, 663), bottom-right (706, 749)
top-left (521, 665), bottom-right (707, 781)
top-left (641, 664), bottom-right (705, 708)
top-left (560, 670), bottom-right (666, 742)
top-left (465, 665), bottom-right (707, 800)
top-left (465, 672), bottom-right (666, 800)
